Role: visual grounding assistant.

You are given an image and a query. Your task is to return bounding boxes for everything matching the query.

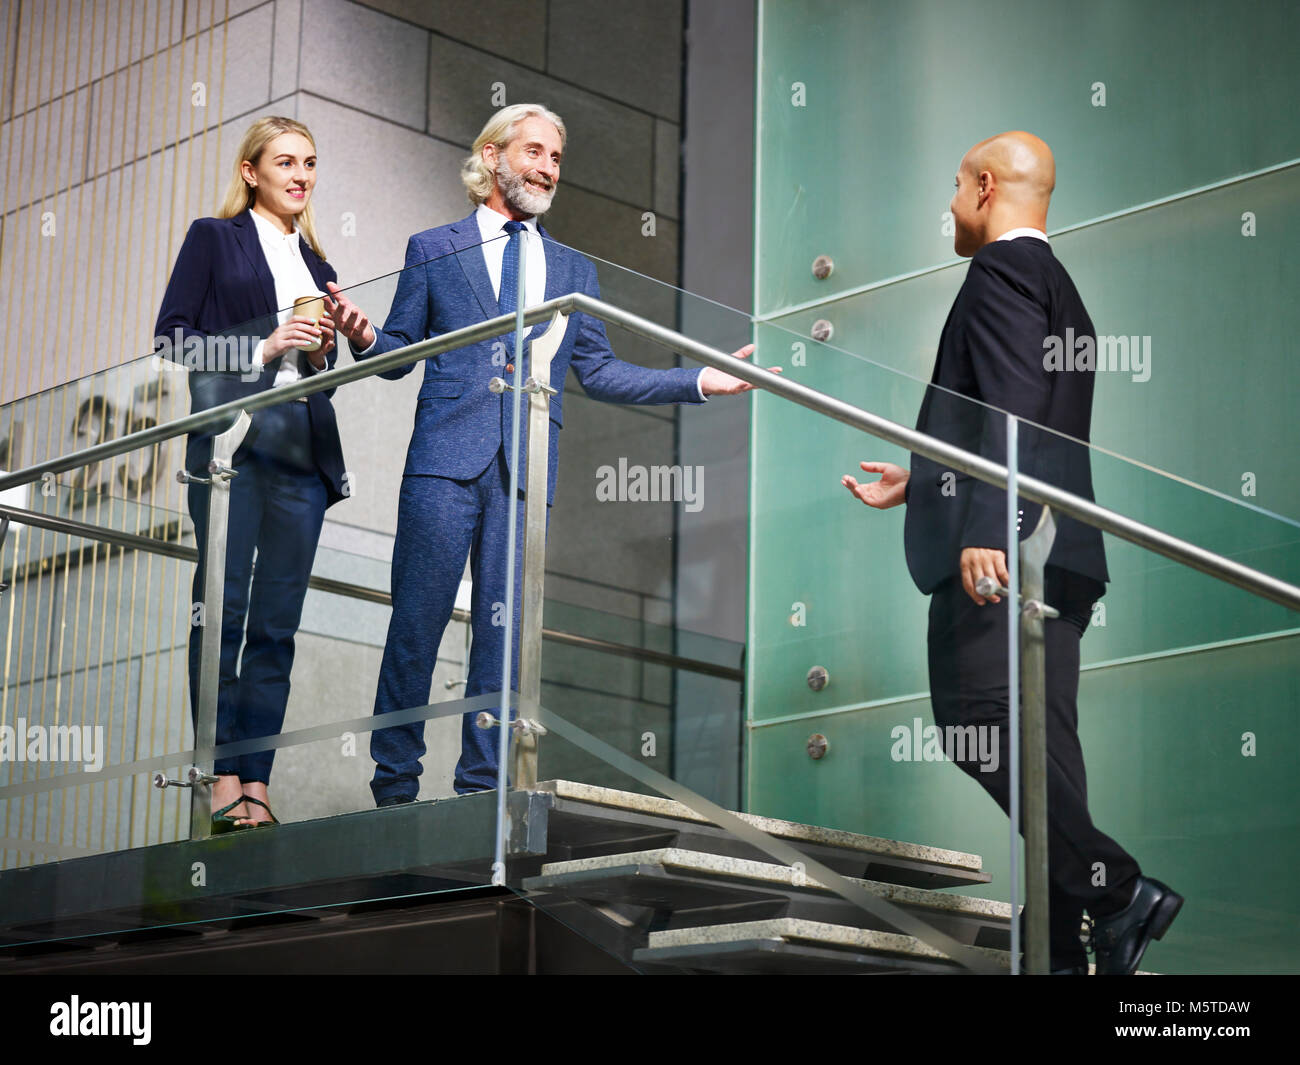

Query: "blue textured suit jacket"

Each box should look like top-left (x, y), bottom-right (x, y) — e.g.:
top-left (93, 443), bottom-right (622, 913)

top-left (903, 237), bottom-right (1109, 595)
top-left (353, 212), bottom-right (704, 503)
top-left (154, 210), bottom-right (348, 505)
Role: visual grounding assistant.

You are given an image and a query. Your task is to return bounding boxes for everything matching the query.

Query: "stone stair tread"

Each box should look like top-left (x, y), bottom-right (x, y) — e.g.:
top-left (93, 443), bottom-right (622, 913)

top-left (535, 848), bottom-right (1012, 921)
top-left (536, 780), bottom-right (984, 873)
top-left (642, 917), bottom-right (1010, 969)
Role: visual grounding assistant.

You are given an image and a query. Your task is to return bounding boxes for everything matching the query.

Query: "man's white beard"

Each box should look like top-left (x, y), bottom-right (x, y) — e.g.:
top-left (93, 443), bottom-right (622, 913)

top-left (495, 153), bottom-right (555, 216)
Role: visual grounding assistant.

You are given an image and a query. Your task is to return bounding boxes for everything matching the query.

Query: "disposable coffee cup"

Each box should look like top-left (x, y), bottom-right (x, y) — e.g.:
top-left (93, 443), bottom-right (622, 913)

top-left (294, 294), bottom-right (326, 352)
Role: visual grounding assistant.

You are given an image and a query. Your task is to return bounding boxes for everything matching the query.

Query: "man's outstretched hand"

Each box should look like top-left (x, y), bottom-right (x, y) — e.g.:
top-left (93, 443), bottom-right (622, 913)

top-left (842, 461), bottom-right (909, 510)
top-left (324, 281), bottom-right (376, 351)
top-left (699, 344), bottom-right (782, 395)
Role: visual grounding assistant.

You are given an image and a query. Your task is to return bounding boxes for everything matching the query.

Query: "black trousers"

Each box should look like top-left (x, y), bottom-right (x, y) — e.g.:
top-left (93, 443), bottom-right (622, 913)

top-left (926, 567), bottom-right (1140, 967)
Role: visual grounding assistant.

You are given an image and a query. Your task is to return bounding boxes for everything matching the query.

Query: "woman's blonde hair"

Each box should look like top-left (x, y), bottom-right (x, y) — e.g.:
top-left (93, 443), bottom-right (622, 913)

top-left (461, 103), bottom-right (566, 206)
top-left (218, 116), bottom-right (327, 259)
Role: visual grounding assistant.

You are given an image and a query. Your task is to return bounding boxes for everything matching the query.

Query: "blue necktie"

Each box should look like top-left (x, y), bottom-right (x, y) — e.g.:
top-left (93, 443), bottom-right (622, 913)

top-left (498, 221), bottom-right (527, 473)
top-left (498, 220), bottom-right (526, 316)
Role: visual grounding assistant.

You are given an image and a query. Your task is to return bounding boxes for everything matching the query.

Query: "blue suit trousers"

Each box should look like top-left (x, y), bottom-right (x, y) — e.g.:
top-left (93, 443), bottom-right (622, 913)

top-left (369, 448), bottom-right (534, 801)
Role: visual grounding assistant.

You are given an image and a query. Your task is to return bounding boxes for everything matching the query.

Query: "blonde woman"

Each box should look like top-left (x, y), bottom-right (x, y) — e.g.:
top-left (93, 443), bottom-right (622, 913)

top-left (155, 116), bottom-right (348, 831)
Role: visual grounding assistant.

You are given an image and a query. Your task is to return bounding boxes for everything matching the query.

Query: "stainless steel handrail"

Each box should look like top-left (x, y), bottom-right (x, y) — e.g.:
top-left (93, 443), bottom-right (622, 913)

top-left (2, 290), bottom-right (1296, 613)
top-left (0, 501), bottom-right (743, 682)
top-left (574, 293), bottom-right (1300, 613)
top-left (0, 301), bottom-right (574, 490)
top-left (6, 285), bottom-right (1287, 975)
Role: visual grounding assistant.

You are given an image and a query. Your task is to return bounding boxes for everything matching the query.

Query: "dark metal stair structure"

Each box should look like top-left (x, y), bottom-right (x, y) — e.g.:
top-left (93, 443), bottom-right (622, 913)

top-left (514, 781), bottom-right (1013, 974)
top-left (0, 780), bottom-right (1013, 974)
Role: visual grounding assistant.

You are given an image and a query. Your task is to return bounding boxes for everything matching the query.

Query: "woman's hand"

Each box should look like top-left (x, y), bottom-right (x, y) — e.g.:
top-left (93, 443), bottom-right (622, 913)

top-left (262, 314), bottom-right (336, 367)
top-left (305, 313), bottom-right (336, 369)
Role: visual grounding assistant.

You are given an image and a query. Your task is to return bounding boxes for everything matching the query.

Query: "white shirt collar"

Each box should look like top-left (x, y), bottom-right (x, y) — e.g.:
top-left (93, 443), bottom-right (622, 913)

top-left (249, 207), bottom-right (299, 243)
top-left (995, 226), bottom-right (1049, 244)
top-left (475, 202), bottom-right (539, 241)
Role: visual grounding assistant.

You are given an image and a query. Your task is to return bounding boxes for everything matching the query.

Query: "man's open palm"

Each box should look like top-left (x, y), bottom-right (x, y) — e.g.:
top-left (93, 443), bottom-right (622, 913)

top-left (842, 461), bottom-right (910, 510)
top-left (699, 345), bottom-right (782, 395)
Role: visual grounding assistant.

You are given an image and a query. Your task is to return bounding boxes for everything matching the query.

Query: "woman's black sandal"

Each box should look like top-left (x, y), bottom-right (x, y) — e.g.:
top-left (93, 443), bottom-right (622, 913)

top-left (212, 797), bottom-right (255, 833)
top-left (240, 795), bottom-right (280, 827)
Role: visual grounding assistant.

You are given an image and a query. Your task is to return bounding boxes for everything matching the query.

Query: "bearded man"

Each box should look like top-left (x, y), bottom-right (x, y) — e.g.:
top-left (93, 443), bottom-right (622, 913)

top-left (327, 104), bottom-right (761, 799)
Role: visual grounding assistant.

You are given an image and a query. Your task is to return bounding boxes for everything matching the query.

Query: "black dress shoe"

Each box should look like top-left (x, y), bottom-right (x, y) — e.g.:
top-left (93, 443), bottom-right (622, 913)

top-left (1087, 876), bottom-right (1183, 975)
top-left (376, 794), bottom-right (415, 808)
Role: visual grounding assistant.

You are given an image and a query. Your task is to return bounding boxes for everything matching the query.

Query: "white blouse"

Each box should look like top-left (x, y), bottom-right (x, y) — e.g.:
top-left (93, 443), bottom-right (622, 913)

top-left (249, 208), bottom-right (324, 393)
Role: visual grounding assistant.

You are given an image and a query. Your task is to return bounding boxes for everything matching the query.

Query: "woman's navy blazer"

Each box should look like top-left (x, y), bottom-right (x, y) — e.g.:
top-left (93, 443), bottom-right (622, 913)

top-left (154, 209), bottom-right (348, 506)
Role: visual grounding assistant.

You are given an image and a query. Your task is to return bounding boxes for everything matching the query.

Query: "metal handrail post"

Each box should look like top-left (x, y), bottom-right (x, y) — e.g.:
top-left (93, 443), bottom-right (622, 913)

top-left (493, 231), bottom-right (530, 888)
top-left (1007, 415), bottom-right (1022, 974)
top-left (515, 311), bottom-right (567, 789)
top-left (0, 515), bottom-right (10, 597)
top-left (187, 410), bottom-right (251, 840)
top-left (1019, 504), bottom-right (1057, 975)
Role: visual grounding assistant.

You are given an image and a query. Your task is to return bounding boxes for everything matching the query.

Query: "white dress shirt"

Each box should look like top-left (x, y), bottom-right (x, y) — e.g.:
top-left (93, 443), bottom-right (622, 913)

top-left (359, 204), bottom-right (708, 399)
top-left (249, 208), bottom-right (325, 395)
top-left (476, 203), bottom-right (706, 398)
top-left (995, 226), bottom-right (1049, 244)
top-left (475, 202), bottom-right (547, 306)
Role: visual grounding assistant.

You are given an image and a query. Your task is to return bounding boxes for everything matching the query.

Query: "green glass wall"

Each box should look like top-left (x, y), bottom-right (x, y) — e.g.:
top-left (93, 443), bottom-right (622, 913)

top-left (750, 0), bottom-right (1300, 972)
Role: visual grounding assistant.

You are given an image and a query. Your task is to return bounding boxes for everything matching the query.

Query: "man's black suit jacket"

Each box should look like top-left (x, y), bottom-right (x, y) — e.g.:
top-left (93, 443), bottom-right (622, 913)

top-left (903, 236), bottom-right (1108, 596)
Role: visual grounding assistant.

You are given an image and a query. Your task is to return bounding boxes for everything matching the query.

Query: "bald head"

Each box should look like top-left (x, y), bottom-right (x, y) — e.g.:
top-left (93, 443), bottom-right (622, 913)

top-left (949, 131), bottom-right (1055, 256)
top-left (964, 131), bottom-right (1055, 204)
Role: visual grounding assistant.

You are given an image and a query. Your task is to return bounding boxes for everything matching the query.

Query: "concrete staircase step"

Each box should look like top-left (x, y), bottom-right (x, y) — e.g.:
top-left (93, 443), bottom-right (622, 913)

top-left (526, 847), bottom-right (1011, 924)
top-left (535, 780), bottom-right (989, 888)
top-left (633, 918), bottom-right (1011, 974)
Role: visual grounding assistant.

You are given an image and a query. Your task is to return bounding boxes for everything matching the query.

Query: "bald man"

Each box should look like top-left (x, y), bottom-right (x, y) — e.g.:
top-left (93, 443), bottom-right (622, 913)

top-left (844, 133), bottom-right (1181, 975)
